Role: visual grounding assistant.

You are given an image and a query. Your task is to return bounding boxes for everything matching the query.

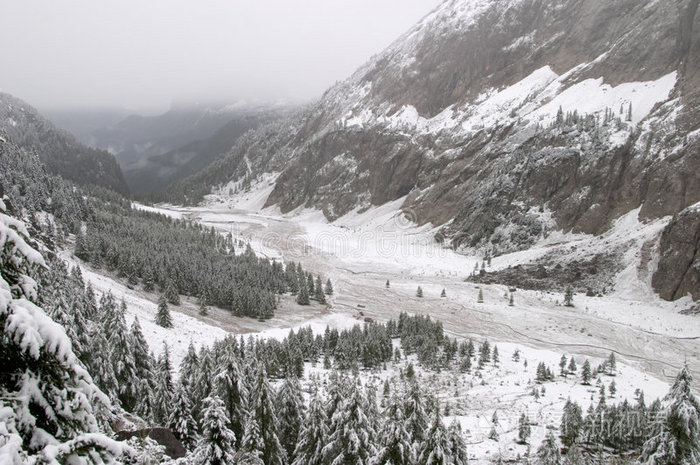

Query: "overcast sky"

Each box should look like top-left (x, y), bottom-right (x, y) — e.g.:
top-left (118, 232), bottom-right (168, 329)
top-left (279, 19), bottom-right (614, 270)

top-left (1, 0), bottom-right (441, 114)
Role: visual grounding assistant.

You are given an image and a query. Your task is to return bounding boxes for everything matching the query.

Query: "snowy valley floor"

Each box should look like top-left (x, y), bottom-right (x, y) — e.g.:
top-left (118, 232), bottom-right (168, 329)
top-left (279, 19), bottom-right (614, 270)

top-left (61, 188), bottom-right (699, 463)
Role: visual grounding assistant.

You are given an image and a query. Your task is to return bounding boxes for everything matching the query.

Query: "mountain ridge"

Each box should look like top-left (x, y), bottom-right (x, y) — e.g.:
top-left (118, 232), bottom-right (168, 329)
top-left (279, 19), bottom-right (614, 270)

top-left (163, 0), bottom-right (700, 303)
top-left (0, 92), bottom-right (128, 193)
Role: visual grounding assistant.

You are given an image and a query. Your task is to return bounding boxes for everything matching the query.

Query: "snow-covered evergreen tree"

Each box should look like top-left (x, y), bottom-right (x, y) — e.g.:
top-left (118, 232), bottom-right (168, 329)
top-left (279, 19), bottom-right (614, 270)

top-left (292, 388), bottom-right (328, 465)
top-left (297, 277), bottom-right (310, 305)
top-left (168, 382), bottom-right (199, 450)
top-left (417, 406), bottom-right (451, 465)
top-left (537, 430), bottom-right (561, 465)
top-left (152, 342), bottom-right (174, 425)
top-left (238, 416), bottom-right (265, 463)
top-left (215, 344), bottom-right (248, 446)
top-left (164, 279), bottom-right (180, 305)
top-left (560, 399), bottom-right (583, 447)
top-left (447, 419), bottom-right (469, 465)
top-left (130, 316), bottom-right (155, 417)
top-left (247, 365), bottom-right (285, 465)
top-left (314, 275), bottom-right (326, 303)
top-left (581, 359), bottom-right (592, 385)
top-left (180, 340), bottom-right (198, 385)
top-left (564, 286), bottom-right (574, 307)
top-left (325, 278), bottom-right (334, 295)
top-left (276, 375), bottom-right (306, 462)
top-left (374, 394), bottom-right (415, 465)
top-left (194, 395), bottom-right (237, 465)
top-left (103, 295), bottom-right (139, 411)
top-left (85, 328), bottom-right (119, 404)
top-left (322, 378), bottom-right (377, 465)
top-left (155, 294), bottom-right (173, 328)
top-left (638, 365), bottom-right (700, 465)
top-left (405, 380), bottom-right (429, 448)
top-left (0, 200), bottom-right (129, 463)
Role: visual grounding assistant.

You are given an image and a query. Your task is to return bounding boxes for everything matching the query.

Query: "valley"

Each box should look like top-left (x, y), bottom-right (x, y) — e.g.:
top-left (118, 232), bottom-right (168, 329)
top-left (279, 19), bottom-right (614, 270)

top-left (127, 186), bottom-right (700, 387)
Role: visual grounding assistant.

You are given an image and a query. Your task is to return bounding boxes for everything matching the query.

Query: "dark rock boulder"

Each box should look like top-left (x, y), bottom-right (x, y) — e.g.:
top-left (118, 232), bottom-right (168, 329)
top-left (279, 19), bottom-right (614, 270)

top-left (115, 427), bottom-right (187, 459)
top-left (652, 206), bottom-right (700, 301)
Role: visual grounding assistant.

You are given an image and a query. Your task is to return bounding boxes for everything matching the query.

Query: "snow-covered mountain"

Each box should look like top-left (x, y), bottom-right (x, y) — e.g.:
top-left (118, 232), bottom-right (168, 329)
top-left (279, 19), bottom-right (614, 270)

top-left (166, 0), bottom-right (700, 304)
top-left (0, 93), bottom-right (128, 193)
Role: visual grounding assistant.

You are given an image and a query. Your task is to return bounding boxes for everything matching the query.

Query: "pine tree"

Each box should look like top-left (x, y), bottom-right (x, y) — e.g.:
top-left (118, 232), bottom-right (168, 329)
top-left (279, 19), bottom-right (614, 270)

top-left (105, 295), bottom-right (139, 411)
top-left (194, 395), bottom-right (237, 465)
top-left (130, 316), bottom-right (155, 417)
top-left (447, 419), bottom-right (469, 465)
top-left (180, 340), bottom-right (199, 389)
top-left (492, 345), bottom-right (500, 365)
top-left (322, 379), bottom-right (376, 465)
top-left (441, 288), bottom-right (446, 298)
top-left (639, 365), bottom-right (700, 465)
top-left (564, 443), bottom-right (585, 465)
top-left (199, 293), bottom-right (209, 316)
top-left (478, 340), bottom-right (491, 369)
top-left (607, 352), bottom-right (617, 376)
top-left (248, 365), bottom-right (285, 465)
top-left (215, 346), bottom-right (248, 446)
top-left (374, 394), bottom-right (415, 465)
top-left (567, 357), bottom-right (577, 374)
top-left (153, 343), bottom-right (174, 425)
top-left (417, 406), bottom-right (451, 465)
top-left (307, 273), bottom-right (315, 296)
top-left (560, 399), bottom-right (583, 447)
top-left (477, 288), bottom-right (484, 303)
top-left (238, 416), bottom-right (265, 465)
top-left (314, 276), bottom-right (326, 303)
top-left (85, 328), bottom-right (119, 403)
top-left (155, 294), bottom-right (173, 328)
top-left (192, 350), bottom-right (215, 422)
top-left (564, 286), bottom-right (574, 307)
top-left (168, 382), bottom-right (198, 450)
top-left (165, 279), bottom-right (180, 305)
top-left (560, 354), bottom-right (568, 377)
top-left (518, 412), bottom-right (531, 444)
top-left (416, 286), bottom-right (423, 298)
top-left (0, 205), bottom-right (125, 463)
top-left (276, 376), bottom-right (306, 462)
top-left (537, 430), bottom-right (561, 465)
top-left (581, 360), bottom-right (592, 385)
top-left (509, 293), bottom-right (514, 306)
top-left (405, 380), bottom-right (429, 448)
top-left (386, 279), bottom-right (390, 288)
top-left (292, 388), bottom-right (328, 465)
top-left (324, 278), bottom-right (334, 295)
top-left (297, 277), bottom-right (310, 305)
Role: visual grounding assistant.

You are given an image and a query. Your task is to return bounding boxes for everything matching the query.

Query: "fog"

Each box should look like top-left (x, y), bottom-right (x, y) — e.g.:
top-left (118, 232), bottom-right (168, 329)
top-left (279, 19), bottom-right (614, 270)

top-left (0, 0), bottom-right (441, 114)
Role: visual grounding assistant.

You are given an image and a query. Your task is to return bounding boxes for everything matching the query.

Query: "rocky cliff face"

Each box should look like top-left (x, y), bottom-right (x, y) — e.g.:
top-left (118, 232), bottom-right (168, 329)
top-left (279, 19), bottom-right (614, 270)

top-left (170, 0), bottom-right (700, 301)
top-left (0, 93), bottom-right (128, 193)
top-left (653, 204), bottom-right (700, 302)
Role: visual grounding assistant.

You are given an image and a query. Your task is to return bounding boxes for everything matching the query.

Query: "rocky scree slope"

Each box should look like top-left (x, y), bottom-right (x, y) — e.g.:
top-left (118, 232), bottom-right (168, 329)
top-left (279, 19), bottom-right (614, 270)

top-left (168, 0), bottom-right (700, 302)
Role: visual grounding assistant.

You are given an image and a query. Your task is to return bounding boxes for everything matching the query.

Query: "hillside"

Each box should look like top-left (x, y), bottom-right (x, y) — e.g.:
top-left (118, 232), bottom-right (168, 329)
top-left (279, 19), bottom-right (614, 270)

top-left (124, 106), bottom-right (289, 195)
top-left (166, 0), bottom-right (700, 304)
top-left (88, 102), bottom-right (270, 166)
top-left (0, 93), bottom-right (128, 193)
